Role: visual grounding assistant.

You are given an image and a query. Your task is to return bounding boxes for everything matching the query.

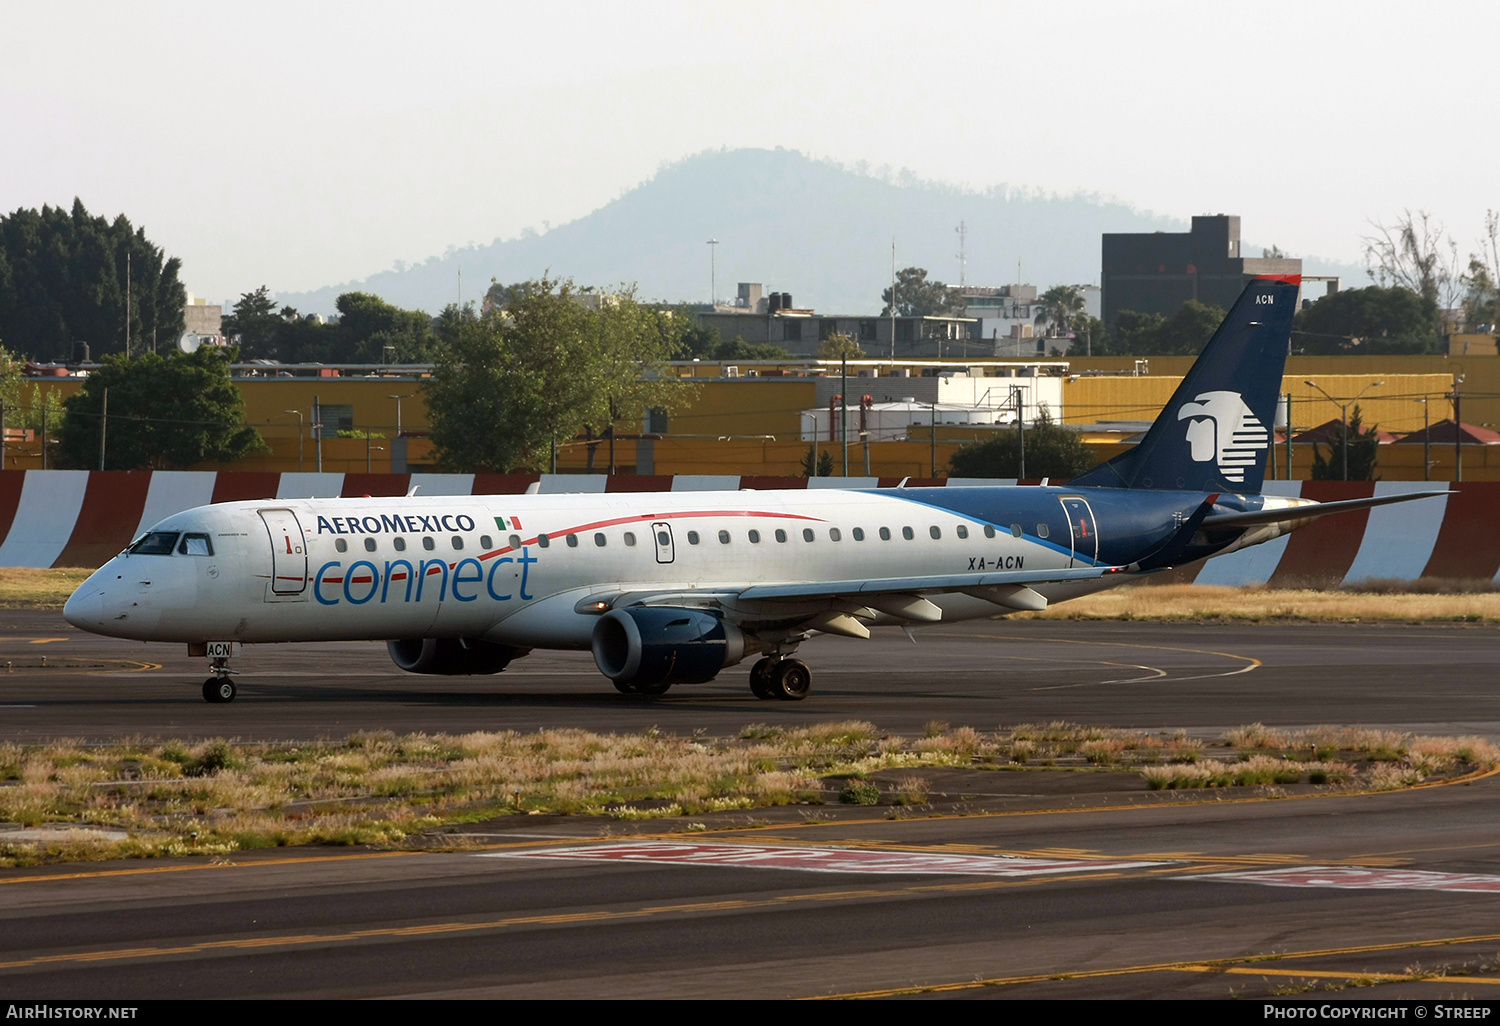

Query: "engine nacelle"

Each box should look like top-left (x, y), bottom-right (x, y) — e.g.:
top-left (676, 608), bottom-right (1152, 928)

top-left (590, 607), bottom-right (746, 686)
top-left (386, 638), bottom-right (527, 675)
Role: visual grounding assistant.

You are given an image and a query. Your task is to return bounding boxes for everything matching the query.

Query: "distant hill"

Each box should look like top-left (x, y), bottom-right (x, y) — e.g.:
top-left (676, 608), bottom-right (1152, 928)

top-left (275, 148), bottom-right (1363, 316)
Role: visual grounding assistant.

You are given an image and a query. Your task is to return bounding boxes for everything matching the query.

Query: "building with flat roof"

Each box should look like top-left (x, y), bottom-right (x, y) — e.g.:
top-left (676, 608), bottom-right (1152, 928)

top-left (1101, 215), bottom-right (1303, 330)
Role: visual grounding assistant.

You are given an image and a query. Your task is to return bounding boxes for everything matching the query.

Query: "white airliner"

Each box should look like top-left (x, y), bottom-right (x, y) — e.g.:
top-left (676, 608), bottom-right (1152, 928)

top-left (63, 276), bottom-right (1440, 703)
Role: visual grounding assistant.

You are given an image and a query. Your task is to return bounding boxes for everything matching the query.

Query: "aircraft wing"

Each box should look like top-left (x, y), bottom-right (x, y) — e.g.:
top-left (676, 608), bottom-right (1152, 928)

top-left (1201, 490), bottom-right (1448, 530)
top-left (736, 564), bottom-right (1126, 602)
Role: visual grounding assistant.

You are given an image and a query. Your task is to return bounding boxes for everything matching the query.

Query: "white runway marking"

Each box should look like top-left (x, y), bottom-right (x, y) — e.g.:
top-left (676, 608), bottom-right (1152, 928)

top-left (489, 841), bottom-right (1167, 877)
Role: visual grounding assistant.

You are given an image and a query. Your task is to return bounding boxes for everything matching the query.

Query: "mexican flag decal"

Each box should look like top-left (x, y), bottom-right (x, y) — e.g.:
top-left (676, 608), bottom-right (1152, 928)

top-left (494, 515), bottom-right (523, 531)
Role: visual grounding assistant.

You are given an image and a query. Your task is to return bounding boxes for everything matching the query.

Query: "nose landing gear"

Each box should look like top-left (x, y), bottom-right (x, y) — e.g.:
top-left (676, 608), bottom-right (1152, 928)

top-left (748, 657), bottom-right (811, 701)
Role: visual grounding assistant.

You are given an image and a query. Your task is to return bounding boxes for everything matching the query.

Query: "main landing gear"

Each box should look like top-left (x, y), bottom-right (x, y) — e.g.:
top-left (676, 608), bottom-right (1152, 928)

top-left (202, 656), bottom-right (237, 704)
top-left (749, 657), bottom-right (811, 701)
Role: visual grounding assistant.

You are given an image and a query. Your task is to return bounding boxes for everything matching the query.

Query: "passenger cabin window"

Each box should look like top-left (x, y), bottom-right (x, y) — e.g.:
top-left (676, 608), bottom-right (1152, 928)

top-left (853, 528), bottom-right (865, 541)
top-left (534, 534), bottom-right (548, 548)
top-left (364, 538), bottom-right (377, 552)
top-left (624, 532), bottom-right (637, 546)
top-left (956, 525), bottom-right (968, 540)
top-left (775, 529), bottom-right (787, 543)
top-left (687, 531), bottom-right (700, 545)
top-left (902, 527), bottom-right (915, 540)
top-left (178, 534), bottom-right (213, 556)
top-left (594, 533), bottom-right (607, 547)
top-left (929, 526), bottom-right (941, 539)
top-left (829, 528), bottom-right (841, 541)
top-left (509, 534), bottom-right (522, 549)
top-left (566, 534), bottom-right (579, 548)
top-left (657, 530), bottom-right (671, 546)
top-left (1038, 524), bottom-right (1050, 539)
top-left (1011, 524), bottom-right (1022, 538)
top-left (422, 537), bottom-right (436, 550)
top-left (748, 529), bottom-right (761, 543)
top-left (718, 530), bottom-right (731, 544)
top-left (393, 537), bottom-right (407, 552)
top-left (983, 525), bottom-right (996, 539)
top-left (335, 538), bottom-right (348, 553)
top-left (452, 536), bottom-right (464, 550)
top-left (878, 527), bottom-right (891, 541)
top-left (802, 528), bottom-right (815, 542)
top-left (481, 535), bottom-right (494, 548)
top-left (128, 531), bottom-right (180, 555)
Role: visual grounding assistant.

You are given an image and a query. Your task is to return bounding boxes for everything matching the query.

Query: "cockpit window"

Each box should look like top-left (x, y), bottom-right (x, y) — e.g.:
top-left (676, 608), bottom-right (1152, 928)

top-left (128, 531), bottom-right (180, 555)
top-left (178, 534), bottom-right (214, 556)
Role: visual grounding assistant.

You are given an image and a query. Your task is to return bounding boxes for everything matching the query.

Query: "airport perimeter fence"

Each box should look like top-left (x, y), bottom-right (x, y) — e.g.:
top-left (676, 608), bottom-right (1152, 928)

top-left (0, 470), bottom-right (1489, 587)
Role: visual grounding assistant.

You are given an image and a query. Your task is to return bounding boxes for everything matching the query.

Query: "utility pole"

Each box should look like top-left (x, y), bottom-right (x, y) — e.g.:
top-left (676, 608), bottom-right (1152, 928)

top-left (1284, 393), bottom-right (1292, 480)
top-left (930, 401), bottom-right (937, 478)
top-left (40, 403), bottom-right (47, 470)
top-left (313, 395), bottom-right (323, 473)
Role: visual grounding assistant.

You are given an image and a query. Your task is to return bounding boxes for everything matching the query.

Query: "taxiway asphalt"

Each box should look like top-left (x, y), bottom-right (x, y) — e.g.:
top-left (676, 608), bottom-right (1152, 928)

top-left (3, 611), bottom-right (1499, 999)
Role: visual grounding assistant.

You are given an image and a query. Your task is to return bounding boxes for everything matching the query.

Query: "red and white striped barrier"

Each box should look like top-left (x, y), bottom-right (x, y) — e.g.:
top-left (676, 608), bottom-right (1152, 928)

top-left (2, 471), bottom-right (1487, 582)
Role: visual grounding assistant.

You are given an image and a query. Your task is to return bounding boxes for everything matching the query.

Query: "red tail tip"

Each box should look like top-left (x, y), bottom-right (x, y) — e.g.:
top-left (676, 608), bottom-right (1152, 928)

top-left (1255, 274), bottom-right (1302, 284)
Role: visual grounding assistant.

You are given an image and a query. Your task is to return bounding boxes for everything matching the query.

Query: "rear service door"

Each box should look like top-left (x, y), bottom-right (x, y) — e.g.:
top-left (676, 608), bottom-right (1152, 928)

top-left (652, 522), bottom-right (675, 564)
top-left (259, 509), bottom-right (308, 595)
top-left (1058, 496), bottom-right (1098, 568)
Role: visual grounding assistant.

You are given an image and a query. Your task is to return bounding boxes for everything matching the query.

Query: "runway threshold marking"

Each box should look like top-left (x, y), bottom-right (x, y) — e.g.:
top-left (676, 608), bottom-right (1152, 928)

top-left (811, 930), bottom-right (1500, 999)
top-left (491, 841), bottom-right (1171, 876)
top-left (0, 867), bottom-right (1144, 973)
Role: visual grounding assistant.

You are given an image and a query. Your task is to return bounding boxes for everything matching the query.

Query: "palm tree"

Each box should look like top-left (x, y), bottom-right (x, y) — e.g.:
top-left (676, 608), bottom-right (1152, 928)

top-left (1037, 285), bottom-right (1085, 338)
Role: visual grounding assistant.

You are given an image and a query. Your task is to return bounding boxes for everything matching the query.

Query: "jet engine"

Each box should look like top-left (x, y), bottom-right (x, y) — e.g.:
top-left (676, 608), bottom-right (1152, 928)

top-left (590, 607), bottom-right (747, 689)
top-left (386, 637), bottom-right (527, 675)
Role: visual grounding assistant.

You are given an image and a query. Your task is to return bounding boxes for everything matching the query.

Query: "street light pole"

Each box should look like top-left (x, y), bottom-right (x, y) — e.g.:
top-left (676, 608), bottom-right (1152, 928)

top-left (283, 410), bottom-right (304, 472)
top-left (1304, 380), bottom-right (1383, 481)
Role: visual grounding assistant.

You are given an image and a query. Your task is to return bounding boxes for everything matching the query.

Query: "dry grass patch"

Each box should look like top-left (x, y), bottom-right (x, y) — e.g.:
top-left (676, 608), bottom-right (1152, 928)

top-left (1012, 584), bottom-right (1500, 622)
top-left (0, 567), bottom-right (95, 609)
top-left (2, 721), bottom-right (1492, 865)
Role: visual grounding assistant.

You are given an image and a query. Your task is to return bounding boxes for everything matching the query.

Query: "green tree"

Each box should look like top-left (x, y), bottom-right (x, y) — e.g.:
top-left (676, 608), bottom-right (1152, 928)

top-left (425, 278), bottom-right (696, 473)
top-left (1109, 310), bottom-right (1167, 355)
top-left (55, 348), bottom-right (266, 470)
top-left (1293, 286), bottom-right (1440, 355)
top-left (947, 409), bottom-right (1095, 479)
top-left (881, 267), bottom-right (956, 317)
top-left (1154, 300), bottom-right (1227, 355)
top-left (1310, 405), bottom-right (1380, 481)
top-left (334, 292), bottom-right (436, 363)
top-left (817, 332), bottom-right (864, 360)
top-left (0, 199), bottom-right (186, 362)
top-left (221, 286), bottom-right (282, 359)
top-left (0, 344), bottom-right (64, 441)
top-left (1036, 284), bottom-right (1085, 337)
top-left (711, 336), bottom-right (791, 360)
top-left (800, 444), bottom-right (833, 477)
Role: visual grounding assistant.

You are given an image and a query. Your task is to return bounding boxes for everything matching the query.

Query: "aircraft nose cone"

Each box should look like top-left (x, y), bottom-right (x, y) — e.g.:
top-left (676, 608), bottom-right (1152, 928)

top-left (63, 588), bottom-right (104, 630)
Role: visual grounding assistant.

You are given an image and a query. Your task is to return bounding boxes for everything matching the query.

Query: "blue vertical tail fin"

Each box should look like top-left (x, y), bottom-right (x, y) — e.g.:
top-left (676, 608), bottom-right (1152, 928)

top-left (1069, 274), bottom-right (1300, 494)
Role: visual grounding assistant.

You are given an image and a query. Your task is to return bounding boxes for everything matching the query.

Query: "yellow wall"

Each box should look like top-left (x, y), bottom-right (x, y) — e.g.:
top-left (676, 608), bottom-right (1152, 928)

top-left (8, 360), bottom-right (1495, 480)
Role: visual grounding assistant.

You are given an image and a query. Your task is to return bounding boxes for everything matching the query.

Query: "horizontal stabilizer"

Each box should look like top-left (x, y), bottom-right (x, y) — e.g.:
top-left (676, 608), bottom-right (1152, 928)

top-left (1202, 490), bottom-right (1448, 530)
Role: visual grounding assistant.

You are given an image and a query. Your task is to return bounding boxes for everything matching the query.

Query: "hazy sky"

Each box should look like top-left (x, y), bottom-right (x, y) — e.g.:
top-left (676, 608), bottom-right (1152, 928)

top-left (3, 1), bottom-right (1494, 303)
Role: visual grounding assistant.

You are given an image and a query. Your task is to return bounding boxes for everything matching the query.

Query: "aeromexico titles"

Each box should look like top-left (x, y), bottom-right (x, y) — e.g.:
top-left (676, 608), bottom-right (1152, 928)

top-left (64, 275), bottom-right (1442, 703)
